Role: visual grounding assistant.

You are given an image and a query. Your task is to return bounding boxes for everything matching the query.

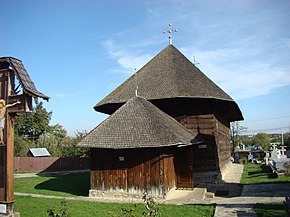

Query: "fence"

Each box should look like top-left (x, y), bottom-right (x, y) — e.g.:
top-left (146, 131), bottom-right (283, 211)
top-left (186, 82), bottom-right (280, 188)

top-left (14, 157), bottom-right (90, 173)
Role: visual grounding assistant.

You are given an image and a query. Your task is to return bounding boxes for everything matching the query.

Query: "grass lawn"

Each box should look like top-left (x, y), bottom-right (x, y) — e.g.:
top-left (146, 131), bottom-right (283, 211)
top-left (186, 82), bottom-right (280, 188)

top-left (14, 172), bottom-right (215, 216)
top-left (14, 172), bottom-right (90, 197)
top-left (240, 164), bottom-right (290, 185)
top-left (241, 164), bottom-right (289, 217)
top-left (254, 203), bottom-right (285, 217)
top-left (14, 196), bottom-right (215, 217)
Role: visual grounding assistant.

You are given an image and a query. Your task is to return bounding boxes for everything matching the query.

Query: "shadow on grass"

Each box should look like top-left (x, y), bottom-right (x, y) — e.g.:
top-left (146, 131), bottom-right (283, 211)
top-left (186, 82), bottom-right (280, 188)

top-left (241, 164), bottom-right (290, 185)
top-left (248, 164), bottom-right (272, 176)
top-left (254, 203), bottom-right (285, 217)
top-left (34, 172), bottom-right (90, 196)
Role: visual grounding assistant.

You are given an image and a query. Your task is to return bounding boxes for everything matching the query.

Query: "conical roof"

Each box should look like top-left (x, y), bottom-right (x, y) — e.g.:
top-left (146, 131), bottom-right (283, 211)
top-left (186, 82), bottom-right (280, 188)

top-left (94, 45), bottom-right (243, 121)
top-left (78, 96), bottom-right (194, 149)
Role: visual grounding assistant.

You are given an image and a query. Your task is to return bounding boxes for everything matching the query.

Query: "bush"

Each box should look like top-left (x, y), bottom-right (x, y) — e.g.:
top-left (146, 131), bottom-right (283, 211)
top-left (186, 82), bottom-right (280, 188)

top-left (47, 199), bottom-right (70, 217)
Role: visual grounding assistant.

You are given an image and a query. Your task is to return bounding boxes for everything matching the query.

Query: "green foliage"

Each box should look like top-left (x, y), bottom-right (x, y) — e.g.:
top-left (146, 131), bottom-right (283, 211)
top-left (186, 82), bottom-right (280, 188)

top-left (14, 134), bottom-right (36, 156)
top-left (120, 205), bottom-right (139, 217)
top-left (109, 191), bottom-right (162, 217)
top-left (14, 99), bottom-right (89, 157)
top-left (47, 199), bottom-right (71, 217)
top-left (142, 196), bottom-right (161, 217)
top-left (15, 99), bottom-right (52, 140)
top-left (253, 133), bottom-right (270, 150)
top-left (271, 137), bottom-right (281, 143)
top-left (59, 131), bottom-right (89, 157)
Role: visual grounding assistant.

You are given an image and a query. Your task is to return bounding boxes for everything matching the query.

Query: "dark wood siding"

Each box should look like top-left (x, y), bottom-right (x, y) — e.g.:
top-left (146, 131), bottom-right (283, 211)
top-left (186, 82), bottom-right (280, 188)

top-left (176, 114), bottom-right (231, 174)
top-left (174, 146), bottom-right (193, 188)
top-left (90, 147), bottom-right (176, 196)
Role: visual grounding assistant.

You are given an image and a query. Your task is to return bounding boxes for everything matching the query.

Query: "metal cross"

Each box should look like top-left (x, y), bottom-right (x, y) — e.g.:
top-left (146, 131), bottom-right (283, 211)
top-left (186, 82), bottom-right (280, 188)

top-left (193, 56), bottom-right (200, 65)
top-left (163, 23), bottom-right (178, 45)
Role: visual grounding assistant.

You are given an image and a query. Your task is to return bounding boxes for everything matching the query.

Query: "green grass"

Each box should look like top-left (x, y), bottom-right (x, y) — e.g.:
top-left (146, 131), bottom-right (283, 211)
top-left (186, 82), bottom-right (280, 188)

top-left (254, 203), bottom-right (285, 217)
top-left (240, 164), bottom-right (290, 185)
top-left (14, 172), bottom-right (215, 216)
top-left (14, 172), bottom-right (90, 197)
top-left (14, 196), bottom-right (215, 217)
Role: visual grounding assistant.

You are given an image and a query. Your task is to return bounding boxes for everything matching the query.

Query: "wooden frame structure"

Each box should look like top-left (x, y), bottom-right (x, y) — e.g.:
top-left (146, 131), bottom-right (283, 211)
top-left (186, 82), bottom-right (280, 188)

top-left (0, 57), bottom-right (48, 216)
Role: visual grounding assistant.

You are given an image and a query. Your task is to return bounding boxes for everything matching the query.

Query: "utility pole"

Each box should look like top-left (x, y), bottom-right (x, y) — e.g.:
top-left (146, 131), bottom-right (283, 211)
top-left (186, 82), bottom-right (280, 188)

top-left (281, 128), bottom-right (284, 146)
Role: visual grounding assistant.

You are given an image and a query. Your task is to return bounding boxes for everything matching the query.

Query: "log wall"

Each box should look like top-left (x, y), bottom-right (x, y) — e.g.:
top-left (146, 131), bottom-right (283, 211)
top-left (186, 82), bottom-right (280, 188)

top-left (176, 114), bottom-right (231, 176)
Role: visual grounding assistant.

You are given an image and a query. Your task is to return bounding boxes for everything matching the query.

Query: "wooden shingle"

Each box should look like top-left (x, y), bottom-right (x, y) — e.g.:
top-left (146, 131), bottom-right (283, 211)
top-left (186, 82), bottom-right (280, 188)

top-left (0, 57), bottom-right (49, 100)
top-left (94, 45), bottom-right (243, 121)
top-left (78, 96), bottom-right (194, 149)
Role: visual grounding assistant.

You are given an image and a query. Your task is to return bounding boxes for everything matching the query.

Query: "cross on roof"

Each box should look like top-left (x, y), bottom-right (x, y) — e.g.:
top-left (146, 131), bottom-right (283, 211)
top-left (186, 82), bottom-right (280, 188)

top-left (163, 23), bottom-right (178, 45)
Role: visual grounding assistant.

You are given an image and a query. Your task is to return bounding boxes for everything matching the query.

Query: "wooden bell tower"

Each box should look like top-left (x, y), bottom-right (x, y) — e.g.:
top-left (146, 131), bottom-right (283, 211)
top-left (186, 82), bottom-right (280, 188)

top-left (0, 57), bottom-right (49, 216)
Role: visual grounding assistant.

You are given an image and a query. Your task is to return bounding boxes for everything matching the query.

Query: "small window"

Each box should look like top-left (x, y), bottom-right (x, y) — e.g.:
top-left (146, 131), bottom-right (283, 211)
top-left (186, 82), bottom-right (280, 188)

top-left (118, 156), bottom-right (125, 162)
top-left (198, 144), bottom-right (207, 149)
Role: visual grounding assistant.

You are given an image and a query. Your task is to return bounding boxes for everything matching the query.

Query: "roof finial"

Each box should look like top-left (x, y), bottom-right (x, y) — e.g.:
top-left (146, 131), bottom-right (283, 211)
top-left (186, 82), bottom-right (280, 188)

top-left (163, 23), bottom-right (178, 45)
top-left (193, 56), bottom-right (200, 66)
top-left (134, 68), bottom-right (138, 97)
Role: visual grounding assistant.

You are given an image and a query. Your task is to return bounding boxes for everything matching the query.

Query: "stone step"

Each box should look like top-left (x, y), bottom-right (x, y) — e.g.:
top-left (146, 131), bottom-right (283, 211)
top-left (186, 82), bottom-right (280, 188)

top-left (191, 187), bottom-right (207, 200)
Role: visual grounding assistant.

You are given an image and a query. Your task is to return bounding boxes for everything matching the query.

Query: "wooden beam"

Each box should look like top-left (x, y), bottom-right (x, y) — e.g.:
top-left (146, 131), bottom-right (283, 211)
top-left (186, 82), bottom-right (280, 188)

top-left (8, 95), bottom-right (32, 113)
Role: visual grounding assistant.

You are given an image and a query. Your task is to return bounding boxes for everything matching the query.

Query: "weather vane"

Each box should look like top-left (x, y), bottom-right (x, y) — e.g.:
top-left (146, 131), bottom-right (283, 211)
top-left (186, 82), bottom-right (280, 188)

top-left (163, 23), bottom-right (178, 45)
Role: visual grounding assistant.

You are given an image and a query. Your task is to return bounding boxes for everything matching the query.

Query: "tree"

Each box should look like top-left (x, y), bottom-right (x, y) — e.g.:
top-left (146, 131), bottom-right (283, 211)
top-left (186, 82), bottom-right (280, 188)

top-left (230, 122), bottom-right (247, 153)
top-left (15, 99), bottom-right (52, 140)
top-left (253, 133), bottom-right (270, 150)
top-left (59, 131), bottom-right (89, 157)
top-left (271, 137), bottom-right (282, 144)
top-left (14, 100), bottom-right (89, 157)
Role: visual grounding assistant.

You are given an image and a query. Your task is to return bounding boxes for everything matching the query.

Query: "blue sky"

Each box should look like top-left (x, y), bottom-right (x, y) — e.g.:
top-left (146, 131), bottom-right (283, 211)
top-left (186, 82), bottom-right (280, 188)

top-left (1, 0), bottom-right (289, 136)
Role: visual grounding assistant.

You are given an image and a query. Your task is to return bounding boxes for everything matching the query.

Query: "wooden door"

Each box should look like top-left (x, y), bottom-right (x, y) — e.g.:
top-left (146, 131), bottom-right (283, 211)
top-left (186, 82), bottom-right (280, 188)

top-left (174, 146), bottom-right (193, 188)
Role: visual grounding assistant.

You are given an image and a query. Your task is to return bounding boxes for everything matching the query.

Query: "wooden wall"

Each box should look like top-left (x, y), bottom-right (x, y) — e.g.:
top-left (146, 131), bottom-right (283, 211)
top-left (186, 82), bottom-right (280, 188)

top-left (176, 114), bottom-right (231, 175)
top-left (90, 147), bottom-right (176, 197)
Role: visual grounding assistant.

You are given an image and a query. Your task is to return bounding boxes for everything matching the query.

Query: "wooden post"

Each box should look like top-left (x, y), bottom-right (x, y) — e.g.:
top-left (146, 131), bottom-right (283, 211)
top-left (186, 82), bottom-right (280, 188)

top-left (0, 69), bottom-right (20, 216)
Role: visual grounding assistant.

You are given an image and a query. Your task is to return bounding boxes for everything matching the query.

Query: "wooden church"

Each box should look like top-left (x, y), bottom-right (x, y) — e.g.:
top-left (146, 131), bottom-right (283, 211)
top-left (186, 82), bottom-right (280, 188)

top-left (78, 44), bottom-right (243, 198)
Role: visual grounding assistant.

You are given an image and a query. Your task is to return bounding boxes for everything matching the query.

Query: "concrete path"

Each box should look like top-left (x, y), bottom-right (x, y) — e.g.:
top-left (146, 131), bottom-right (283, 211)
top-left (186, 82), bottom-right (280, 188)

top-left (213, 163), bottom-right (289, 217)
top-left (166, 163), bottom-right (288, 217)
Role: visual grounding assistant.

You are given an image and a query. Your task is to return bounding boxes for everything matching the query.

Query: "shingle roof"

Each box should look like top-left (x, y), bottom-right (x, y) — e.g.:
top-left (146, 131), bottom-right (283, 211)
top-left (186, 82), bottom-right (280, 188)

top-left (94, 45), bottom-right (243, 121)
top-left (0, 57), bottom-right (49, 100)
top-left (78, 96), bottom-right (195, 149)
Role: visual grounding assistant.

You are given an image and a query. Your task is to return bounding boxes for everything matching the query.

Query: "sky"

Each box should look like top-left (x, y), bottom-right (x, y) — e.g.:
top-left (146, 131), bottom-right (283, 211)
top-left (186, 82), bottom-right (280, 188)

top-left (0, 0), bottom-right (289, 136)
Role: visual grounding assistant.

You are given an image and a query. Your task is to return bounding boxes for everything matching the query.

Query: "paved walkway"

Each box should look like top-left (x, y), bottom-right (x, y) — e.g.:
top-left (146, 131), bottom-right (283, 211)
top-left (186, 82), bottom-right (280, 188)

top-left (165, 163), bottom-right (288, 216)
top-left (212, 163), bottom-right (289, 217)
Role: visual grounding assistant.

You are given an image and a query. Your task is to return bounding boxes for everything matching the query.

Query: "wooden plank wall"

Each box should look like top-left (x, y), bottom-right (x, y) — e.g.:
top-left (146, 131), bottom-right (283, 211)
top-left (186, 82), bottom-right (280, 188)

top-left (176, 114), bottom-right (231, 172)
top-left (213, 117), bottom-right (231, 168)
top-left (175, 114), bottom-right (215, 135)
top-left (90, 148), bottom-right (176, 196)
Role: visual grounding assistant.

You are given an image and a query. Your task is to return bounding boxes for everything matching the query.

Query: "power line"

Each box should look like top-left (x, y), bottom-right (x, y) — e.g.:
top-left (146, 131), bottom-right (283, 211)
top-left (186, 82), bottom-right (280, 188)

top-left (243, 126), bottom-right (289, 134)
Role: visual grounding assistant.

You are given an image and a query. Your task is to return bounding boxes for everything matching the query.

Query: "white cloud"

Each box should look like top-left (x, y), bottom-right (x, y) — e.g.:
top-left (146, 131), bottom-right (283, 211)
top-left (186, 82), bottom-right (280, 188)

top-left (102, 39), bottom-right (153, 73)
top-left (183, 47), bottom-right (290, 100)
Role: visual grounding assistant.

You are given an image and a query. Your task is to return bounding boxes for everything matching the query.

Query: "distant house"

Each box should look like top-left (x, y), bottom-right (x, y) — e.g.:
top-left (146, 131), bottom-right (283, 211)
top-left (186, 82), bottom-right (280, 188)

top-left (78, 44), bottom-right (243, 198)
top-left (27, 148), bottom-right (50, 157)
